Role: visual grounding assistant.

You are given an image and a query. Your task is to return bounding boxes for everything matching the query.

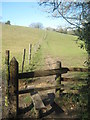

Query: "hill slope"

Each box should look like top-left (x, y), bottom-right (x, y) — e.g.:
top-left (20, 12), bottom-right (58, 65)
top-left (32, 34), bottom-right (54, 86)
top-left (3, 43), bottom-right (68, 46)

top-left (2, 24), bottom-right (44, 66)
top-left (2, 24), bottom-right (87, 70)
top-left (41, 30), bottom-right (87, 67)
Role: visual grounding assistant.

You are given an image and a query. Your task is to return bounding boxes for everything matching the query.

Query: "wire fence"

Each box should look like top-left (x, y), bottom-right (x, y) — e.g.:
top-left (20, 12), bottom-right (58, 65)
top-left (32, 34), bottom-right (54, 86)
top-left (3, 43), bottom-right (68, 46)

top-left (32, 29), bottom-right (47, 58)
top-left (21, 30), bottom-right (48, 72)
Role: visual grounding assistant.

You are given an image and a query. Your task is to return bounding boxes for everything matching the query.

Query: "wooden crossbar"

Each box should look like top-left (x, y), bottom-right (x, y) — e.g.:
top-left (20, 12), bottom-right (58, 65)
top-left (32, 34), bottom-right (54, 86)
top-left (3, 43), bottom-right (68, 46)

top-left (18, 68), bottom-right (68, 79)
top-left (18, 67), bottom-right (89, 80)
top-left (62, 77), bottom-right (87, 81)
top-left (68, 67), bottom-right (90, 72)
top-left (18, 85), bottom-right (64, 94)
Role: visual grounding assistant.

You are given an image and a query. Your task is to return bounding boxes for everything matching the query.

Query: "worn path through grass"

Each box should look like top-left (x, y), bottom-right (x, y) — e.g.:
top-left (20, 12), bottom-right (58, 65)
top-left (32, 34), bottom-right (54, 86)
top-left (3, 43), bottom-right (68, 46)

top-left (18, 55), bottom-right (85, 119)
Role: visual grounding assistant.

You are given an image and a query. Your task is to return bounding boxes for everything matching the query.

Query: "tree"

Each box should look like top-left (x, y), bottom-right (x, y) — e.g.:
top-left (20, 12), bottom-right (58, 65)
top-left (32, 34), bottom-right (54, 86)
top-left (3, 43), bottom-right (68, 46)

top-left (57, 26), bottom-right (64, 33)
top-left (39, 1), bottom-right (90, 57)
top-left (39, 0), bottom-right (90, 118)
top-left (67, 29), bottom-right (75, 35)
top-left (46, 27), bottom-right (54, 31)
top-left (29, 22), bottom-right (43, 29)
top-left (5, 20), bottom-right (11, 25)
top-left (63, 28), bottom-right (67, 34)
top-left (39, 1), bottom-right (90, 64)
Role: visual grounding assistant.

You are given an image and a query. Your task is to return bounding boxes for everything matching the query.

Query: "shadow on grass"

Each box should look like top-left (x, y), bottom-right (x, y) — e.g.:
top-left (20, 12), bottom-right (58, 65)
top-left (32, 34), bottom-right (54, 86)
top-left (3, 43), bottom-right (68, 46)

top-left (18, 93), bottom-right (64, 118)
top-left (42, 93), bottom-right (64, 118)
top-left (18, 102), bottom-right (34, 115)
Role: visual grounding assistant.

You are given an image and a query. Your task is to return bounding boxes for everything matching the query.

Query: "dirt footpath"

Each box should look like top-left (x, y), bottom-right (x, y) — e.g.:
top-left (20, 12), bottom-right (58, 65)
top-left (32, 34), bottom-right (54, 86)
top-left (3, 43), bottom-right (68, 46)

top-left (18, 55), bottom-right (79, 119)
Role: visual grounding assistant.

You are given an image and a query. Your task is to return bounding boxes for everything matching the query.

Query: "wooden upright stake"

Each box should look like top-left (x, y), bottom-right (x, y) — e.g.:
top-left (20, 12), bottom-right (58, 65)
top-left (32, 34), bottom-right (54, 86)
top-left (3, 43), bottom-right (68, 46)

top-left (5, 50), bottom-right (10, 88)
top-left (29, 44), bottom-right (32, 65)
top-left (5, 50), bottom-right (10, 106)
top-left (9, 57), bottom-right (19, 117)
top-left (55, 61), bottom-right (62, 96)
top-left (22, 49), bottom-right (26, 72)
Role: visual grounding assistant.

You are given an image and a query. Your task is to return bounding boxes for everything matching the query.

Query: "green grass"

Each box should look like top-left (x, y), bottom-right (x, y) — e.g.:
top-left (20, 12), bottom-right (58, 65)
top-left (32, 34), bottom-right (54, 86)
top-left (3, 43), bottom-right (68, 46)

top-left (2, 24), bottom-right (87, 72)
top-left (42, 30), bottom-right (87, 67)
top-left (1, 24), bottom-right (88, 119)
top-left (2, 24), bottom-right (45, 71)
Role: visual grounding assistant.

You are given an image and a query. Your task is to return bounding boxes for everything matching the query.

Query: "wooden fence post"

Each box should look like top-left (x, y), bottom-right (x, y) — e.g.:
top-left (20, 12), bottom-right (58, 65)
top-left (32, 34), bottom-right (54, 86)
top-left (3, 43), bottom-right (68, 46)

top-left (22, 49), bottom-right (26, 73)
top-left (55, 61), bottom-right (62, 96)
top-left (9, 57), bottom-right (19, 117)
top-left (5, 50), bottom-right (10, 101)
top-left (29, 44), bottom-right (32, 65)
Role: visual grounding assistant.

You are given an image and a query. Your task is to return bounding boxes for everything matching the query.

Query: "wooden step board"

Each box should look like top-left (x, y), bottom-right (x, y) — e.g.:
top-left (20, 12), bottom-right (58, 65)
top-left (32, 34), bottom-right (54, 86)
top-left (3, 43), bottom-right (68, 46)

top-left (30, 91), bottom-right (46, 110)
top-left (30, 91), bottom-right (46, 118)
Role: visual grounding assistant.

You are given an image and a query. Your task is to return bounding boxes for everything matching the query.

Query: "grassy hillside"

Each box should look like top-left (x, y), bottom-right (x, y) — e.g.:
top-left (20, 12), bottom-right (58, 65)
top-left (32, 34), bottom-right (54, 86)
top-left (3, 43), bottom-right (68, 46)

top-left (2, 24), bottom-right (87, 72)
top-left (2, 24), bottom-right (45, 71)
top-left (1, 24), bottom-right (88, 119)
top-left (42, 31), bottom-right (87, 67)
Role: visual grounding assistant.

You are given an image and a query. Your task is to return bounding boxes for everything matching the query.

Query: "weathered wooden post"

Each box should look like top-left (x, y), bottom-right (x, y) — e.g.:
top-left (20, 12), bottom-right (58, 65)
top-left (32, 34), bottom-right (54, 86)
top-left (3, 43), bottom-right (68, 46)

top-left (55, 61), bottom-right (62, 96)
top-left (5, 50), bottom-right (10, 102)
top-left (4, 50), bottom-right (10, 118)
top-left (22, 49), bottom-right (26, 73)
top-left (9, 57), bottom-right (19, 117)
top-left (29, 44), bottom-right (32, 65)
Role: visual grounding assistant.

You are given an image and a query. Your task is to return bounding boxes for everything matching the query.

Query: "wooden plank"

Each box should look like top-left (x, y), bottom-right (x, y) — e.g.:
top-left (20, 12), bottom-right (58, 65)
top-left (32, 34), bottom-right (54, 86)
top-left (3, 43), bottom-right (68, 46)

top-left (18, 85), bottom-right (64, 94)
top-left (62, 90), bottom-right (79, 94)
top-left (18, 68), bottom-right (68, 79)
top-left (62, 77), bottom-right (86, 81)
top-left (30, 92), bottom-right (46, 110)
top-left (68, 67), bottom-right (90, 72)
top-left (30, 91), bottom-right (46, 118)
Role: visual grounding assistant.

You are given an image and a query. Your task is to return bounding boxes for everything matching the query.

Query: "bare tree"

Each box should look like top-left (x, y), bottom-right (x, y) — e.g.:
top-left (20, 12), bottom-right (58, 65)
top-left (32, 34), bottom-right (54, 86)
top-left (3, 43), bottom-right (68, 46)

top-left (39, 0), bottom-right (90, 118)
top-left (39, 1), bottom-right (90, 52)
top-left (29, 22), bottom-right (43, 29)
top-left (39, 1), bottom-right (89, 25)
top-left (39, 0), bottom-right (90, 64)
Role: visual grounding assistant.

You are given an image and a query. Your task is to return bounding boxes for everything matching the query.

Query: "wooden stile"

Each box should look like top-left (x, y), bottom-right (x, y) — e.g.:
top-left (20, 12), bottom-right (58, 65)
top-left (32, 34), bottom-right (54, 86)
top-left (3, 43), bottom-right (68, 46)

top-left (6, 50), bottom-right (89, 118)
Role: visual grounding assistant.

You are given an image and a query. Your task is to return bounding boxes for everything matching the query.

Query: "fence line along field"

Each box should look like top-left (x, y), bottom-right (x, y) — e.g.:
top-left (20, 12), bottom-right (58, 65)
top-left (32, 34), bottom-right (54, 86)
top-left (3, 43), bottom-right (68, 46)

top-left (2, 23), bottom-right (87, 72)
top-left (2, 24), bottom-right (45, 71)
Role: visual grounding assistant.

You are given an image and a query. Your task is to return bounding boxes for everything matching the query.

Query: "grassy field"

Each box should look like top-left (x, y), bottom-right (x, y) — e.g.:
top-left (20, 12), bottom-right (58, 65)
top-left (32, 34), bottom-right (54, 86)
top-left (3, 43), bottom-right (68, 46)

top-left (42, 30), bottom-right (87, 67)
top-left (1, 24), bottom-right (88, 119)
top-left (2, 24), bottom-right (87, 72)
top-left (2, 24), bottom-right (45, 71)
